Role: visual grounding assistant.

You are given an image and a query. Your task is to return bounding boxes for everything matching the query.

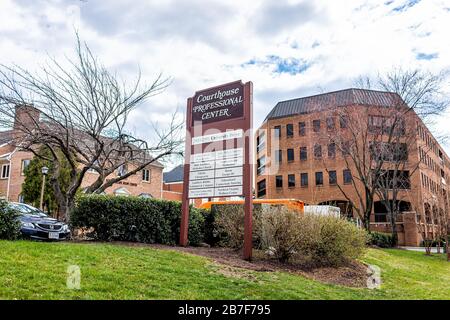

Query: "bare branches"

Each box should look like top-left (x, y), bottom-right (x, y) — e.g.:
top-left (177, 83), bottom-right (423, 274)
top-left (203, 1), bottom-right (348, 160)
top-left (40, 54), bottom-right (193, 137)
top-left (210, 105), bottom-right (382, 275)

top-left (0, 33), bottom-right (178, 220)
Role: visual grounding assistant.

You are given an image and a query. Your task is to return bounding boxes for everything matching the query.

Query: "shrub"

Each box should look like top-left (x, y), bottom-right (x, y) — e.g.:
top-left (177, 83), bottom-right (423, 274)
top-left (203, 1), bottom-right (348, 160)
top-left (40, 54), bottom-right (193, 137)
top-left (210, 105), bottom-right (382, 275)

top-left (71, 195), bottom-right (205, 246)
top-left (212, 204), bottom-right (262, 249)
top-left (259, 206), bottom-right (368, 267)
top-left (368, 231), bottom-right (395, 248)
top-left (260, 206), bottom-right (304, 262)
top-left (0, 199), bottom-right (21, 240)
top-left (305, 214), bottom-right (368, 267)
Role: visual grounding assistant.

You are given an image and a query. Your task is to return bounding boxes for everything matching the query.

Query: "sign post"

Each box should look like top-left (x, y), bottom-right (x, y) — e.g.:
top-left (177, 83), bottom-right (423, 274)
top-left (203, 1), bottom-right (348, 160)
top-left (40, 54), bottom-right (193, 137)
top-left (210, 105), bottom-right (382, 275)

top-left (179, 80), bottom-right (253, 260)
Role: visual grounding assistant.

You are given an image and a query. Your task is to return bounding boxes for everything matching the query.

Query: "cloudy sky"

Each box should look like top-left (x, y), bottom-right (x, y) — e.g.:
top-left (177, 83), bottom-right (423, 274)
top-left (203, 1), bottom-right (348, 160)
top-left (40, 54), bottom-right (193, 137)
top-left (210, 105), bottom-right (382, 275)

top-left (1, 0), bottom-right (450, 167)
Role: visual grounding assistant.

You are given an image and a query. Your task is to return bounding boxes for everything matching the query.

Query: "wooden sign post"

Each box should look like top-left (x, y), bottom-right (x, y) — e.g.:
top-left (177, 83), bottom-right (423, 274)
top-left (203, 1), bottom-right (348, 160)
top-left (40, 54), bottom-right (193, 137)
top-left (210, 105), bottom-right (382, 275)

top-left (179, 80), bottom-right (253, 260)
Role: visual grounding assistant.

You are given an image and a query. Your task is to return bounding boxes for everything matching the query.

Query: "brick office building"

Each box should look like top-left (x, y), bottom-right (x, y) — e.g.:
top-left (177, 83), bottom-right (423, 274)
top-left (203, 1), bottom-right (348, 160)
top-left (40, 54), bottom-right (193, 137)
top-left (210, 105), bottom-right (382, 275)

top-left (255, 88), bottom-right (450, 246)
top-left (0, 106), bottom-right (164, 204)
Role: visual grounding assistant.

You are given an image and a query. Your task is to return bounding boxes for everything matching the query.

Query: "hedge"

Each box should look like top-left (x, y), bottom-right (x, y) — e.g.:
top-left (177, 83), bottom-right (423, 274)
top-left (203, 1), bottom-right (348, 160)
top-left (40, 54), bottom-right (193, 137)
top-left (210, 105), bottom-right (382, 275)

top-left (368, 231), bottom-right (395, 248)
top-left (71, 195), bottom-right (208, 246)
top-left (0, 199), bottom-right (21, 240)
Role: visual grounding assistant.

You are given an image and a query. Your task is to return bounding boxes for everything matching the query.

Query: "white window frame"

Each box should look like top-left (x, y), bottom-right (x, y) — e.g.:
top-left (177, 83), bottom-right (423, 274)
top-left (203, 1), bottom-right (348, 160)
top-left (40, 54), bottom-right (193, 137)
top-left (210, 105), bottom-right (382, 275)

top-left (21, 159), bottom-right (31, 175)
top-left (1, 164), bottom-right (10, 179)
top-left (142, 169), bottom-right (151, 182)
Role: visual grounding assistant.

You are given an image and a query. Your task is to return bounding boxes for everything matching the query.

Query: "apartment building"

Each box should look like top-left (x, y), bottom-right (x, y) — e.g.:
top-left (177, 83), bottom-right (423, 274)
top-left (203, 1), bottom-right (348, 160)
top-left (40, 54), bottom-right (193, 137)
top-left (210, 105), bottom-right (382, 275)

top-left (0, 106), bottom-right (164, 203)
top-left (255, 88), bottom-right (450, 246)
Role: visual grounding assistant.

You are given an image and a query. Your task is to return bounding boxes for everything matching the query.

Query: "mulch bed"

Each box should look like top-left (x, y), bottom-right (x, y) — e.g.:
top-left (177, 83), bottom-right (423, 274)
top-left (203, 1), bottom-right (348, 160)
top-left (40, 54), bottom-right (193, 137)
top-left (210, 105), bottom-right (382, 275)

top-left (81, 241), bottom-right (369, 288)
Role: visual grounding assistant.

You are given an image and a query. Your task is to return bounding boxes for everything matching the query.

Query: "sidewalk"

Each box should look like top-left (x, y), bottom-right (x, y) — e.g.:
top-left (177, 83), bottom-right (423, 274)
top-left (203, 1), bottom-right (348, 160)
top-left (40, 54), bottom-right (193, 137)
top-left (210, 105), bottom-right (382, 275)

top-left (399, 246), bottom-right (447, 254)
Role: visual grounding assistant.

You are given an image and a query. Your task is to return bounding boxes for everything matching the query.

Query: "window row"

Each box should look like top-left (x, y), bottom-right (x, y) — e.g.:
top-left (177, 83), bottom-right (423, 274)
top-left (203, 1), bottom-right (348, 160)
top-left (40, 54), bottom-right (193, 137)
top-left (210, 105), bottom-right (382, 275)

top-left (273, 170), bottom-right (352, 189)
top-left (272, 143), bottom-right (343, 163)
top-left (271, 116), bottom-right (348, 139)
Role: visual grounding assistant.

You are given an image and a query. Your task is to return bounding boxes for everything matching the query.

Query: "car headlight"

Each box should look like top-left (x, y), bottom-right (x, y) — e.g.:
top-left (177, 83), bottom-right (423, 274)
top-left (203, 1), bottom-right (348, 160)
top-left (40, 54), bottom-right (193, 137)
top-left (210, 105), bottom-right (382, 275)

top-left (21, 222), bottom-right (35, 229)
top-left (62, 224), bottom-right (70, 232)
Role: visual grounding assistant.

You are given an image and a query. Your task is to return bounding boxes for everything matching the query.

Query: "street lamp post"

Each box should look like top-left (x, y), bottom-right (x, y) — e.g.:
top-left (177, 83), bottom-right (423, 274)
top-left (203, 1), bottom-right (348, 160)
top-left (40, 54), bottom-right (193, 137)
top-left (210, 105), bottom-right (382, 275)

top-left (40, 166), bottom-right (49, 211)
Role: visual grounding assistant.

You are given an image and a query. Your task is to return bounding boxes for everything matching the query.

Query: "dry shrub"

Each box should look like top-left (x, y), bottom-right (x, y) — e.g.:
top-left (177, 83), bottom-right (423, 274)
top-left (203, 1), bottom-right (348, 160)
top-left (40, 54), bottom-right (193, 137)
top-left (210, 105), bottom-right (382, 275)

top-left (213, 204), bottom-right (262, 249)
top-left (260, 206), bottom-right (305, 262)
top-left (260, 206), bottom-right (368, 267)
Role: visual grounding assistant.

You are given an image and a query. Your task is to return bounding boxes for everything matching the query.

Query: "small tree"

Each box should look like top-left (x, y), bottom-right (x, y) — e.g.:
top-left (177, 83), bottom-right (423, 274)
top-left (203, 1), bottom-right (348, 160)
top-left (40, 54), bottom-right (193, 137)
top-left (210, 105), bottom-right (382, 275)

top-left (22, 147), bottom-right (71, 216)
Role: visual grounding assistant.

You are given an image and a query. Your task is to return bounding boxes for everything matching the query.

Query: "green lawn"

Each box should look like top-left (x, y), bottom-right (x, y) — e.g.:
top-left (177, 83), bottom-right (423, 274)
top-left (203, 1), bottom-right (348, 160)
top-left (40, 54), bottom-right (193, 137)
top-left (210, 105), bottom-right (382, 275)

top-left (0, 240), bottom-right (448, 300)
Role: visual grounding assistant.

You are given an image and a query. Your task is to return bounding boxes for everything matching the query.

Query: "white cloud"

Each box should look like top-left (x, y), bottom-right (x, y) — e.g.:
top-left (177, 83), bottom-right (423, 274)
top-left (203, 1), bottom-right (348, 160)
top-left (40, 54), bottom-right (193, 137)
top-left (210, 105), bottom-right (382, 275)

top-left (1, 0), bottom-right (449, 168)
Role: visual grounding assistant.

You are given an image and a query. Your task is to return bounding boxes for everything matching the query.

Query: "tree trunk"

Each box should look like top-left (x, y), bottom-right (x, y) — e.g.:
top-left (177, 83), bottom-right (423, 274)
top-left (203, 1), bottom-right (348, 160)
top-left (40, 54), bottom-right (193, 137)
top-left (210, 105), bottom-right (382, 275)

top-left (390, 211), bottom-right (398, 247)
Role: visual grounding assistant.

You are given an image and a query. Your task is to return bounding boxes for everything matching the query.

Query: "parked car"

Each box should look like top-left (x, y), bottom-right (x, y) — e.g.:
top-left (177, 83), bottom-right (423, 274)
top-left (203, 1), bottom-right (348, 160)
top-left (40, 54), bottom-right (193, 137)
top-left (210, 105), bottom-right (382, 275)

top-left (8, 202), bottom-right (71, 241)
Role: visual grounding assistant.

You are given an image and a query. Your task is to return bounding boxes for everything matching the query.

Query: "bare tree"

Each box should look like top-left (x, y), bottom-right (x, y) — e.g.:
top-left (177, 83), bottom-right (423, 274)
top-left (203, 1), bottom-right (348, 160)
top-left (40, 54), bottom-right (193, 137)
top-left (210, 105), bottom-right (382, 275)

top-left (325, 68), bottom-right (449, 237)
top-left (0, 34), bottom-right (184, 221)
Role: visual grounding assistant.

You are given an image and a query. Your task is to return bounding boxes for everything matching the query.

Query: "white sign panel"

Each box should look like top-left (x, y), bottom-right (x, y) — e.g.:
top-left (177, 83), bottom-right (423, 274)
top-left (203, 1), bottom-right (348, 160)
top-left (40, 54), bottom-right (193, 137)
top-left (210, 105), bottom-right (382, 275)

top-left (191, 151), bottom-right (216, 163)
top-left (189, 188), bottom-right (214, 198)
top-left (189, 179), bottom-right (215, 189)
top-left (215, 167), bottom-right (242, 178)
top-left (215, 186), bottom-right (243, 197)
top-left (215, 176), bottom-right (243, 188)
top-left (190, 161), bottom-right (215, 172)
top-left (190, 169), bottom-right (215, 181)
top-left (215, 148), bottom-right (243, 160)
top-left (215, 157), bottom-right (243, 169)
top-left (191, 129), bottom-right (243, 145)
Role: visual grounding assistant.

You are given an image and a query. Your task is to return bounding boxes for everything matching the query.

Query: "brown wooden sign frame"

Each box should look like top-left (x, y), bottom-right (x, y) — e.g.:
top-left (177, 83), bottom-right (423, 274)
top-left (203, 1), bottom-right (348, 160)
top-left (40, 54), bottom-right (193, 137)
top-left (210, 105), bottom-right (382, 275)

top-left (179, 80), bottom-right (253, 260)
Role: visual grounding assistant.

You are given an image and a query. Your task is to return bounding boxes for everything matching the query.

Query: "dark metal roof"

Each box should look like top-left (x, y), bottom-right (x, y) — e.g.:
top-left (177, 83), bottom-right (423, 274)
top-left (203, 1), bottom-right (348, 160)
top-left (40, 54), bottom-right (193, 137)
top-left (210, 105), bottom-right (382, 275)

top-left (265, 88), bottom-right (402, 121)
top-left (163, 164), bottom-right (184, 183)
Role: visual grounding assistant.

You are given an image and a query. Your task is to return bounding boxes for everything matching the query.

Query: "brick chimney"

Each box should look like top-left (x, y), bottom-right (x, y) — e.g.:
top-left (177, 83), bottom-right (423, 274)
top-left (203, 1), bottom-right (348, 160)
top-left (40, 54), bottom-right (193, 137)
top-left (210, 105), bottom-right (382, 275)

top-left (13, 105), bottom-right (40, 130)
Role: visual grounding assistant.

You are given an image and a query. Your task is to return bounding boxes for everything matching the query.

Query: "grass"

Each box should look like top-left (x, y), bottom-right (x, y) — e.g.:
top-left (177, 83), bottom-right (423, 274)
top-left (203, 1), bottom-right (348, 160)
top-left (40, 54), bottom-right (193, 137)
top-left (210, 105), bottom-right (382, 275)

top-left (0, 240), bottom-right (449, 300)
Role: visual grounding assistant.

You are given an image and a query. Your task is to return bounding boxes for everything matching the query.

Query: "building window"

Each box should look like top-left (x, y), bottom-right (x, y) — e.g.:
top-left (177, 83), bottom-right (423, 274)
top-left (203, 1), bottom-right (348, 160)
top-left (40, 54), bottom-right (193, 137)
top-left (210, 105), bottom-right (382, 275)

top-left (117, 164), bottom-right (128, 177)
top-left (299, 122), bottom-right (306, 136)
top-left (369, 115), bottom-right (405, 135)
top-left (341, 141), bottom-right (350, 156)
top-left (315, 172), bottom-right (323, 186)
top-left (375, 212), bottom-right (387, 223)
top-left (313, 120), bottom-right (321, 133)
top-left (142, 169), bottom-right (151, 182)
top-left (314, 144), bottom-right (322, 159)
top-left (300, 147), bottom-right (307, 161)
top-left (275, 150), bottom-right (282, 164)
top-left (274, 125), bottom-right (281, 138)
top-left (21, 159), bottom-right (31, 175)
top-left (257, 179), bottom-right (266, 198)
top-left (328, 143), bottom-right (336, 158)
top-left (276, 175), bottom-right (283, 188)
top-left (1, 164), bottom-right (10, 179)
top-left (339, 115), bottom-right (348, 128)
top-left (139, 193), bottom-right (153, 198)
top-left (301, 173), bottom-right (308, 187)
top-left (256, 131), bottom-right (266, 153)
top-left (369, 142), bottom-right (408, 161)
top-left (114, 187), bottom-right (130, 197)
top-left (377, 170), bottom-right (411, 189)
top-left (288, 174), bottom-right (295, 188)
top-left (257, 156), bottom-right (266, 175)
top-left (286, 124), bottom-right (294, 137)
top-left (343, 169), bottom-right (352, 184)
top-left (329, 170), bottom-right (337, 185)
top-left (287, 149), bottom-right (294, 162)
top-left (326, 117), bottom-right (335, 130)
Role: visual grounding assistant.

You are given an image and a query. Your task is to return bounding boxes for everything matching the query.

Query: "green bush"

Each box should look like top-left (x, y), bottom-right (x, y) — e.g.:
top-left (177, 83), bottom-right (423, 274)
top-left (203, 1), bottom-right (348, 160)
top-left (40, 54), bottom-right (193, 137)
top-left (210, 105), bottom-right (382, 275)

top-left (71, 195), bottom-right (206, 246)
top-left (259, 206), bottom-right (368, 267)
top-left (368, 231), bottom-right (395, 248)
top-left (0, 199), bottom-right (21, 240)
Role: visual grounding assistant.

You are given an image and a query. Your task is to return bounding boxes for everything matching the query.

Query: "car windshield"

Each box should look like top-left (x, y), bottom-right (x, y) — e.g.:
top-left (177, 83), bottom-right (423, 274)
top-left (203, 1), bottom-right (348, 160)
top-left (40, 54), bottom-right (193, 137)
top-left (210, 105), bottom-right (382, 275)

top-left (9, 203), bottom-right (48, 217)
